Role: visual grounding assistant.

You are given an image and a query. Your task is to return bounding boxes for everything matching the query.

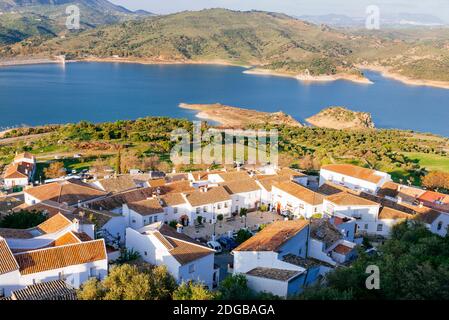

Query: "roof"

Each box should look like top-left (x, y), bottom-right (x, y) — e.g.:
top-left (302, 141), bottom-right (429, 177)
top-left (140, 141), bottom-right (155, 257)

top-left (221, 179), bottom-right (261, 194)
top-left (282, 253), bottom-right (334, 269)
top-left (246, 267), bottom-right (302, 282)
top-left (326, 192), bottom-right (379, 207)
top-left (10, 280), bottom-right (77, 300)
top-left (36, 213), bottom-right (72, 234)
top-left (273, 181), bottom-right (324, 205)
top-left (152, 224), bottom-right (214, 265)
top-left (13, 200), bottom-right (75, 217)
top-left (256, 175), bottom-right (290, 192)
top-left (0, 196), bottom-right (24, 214)
top-left (414, 210), bottom-right (443, 224)
top-left (160, 193), bottom-right (186, 206)
top-left (333, 244), bottom-right (354, 255)
top-left (310, 219), bottom-right (342, 248)
top-left (127, 198), bottom-right (164, 216)
top-left (14, 239), bottom-right (107, 275)
top-left (217, 171), bottom-right (251, 182)
top-left (377, 181), bottom-right (400, 198)
top-left (321, 164), bottom-right (384, 184)
top-left (189, 170), bottom-right (223, 181)
top-left (183, 186), bottom-right (231, 207)
top-left (278, 167), bottom-right (307, 178)
top-left (234, 220), bottom-right (309, 252)
top-left (14, 152), bottom-right (35, 162)
top-left (418, 191), bottom-right (449, 204)
top-left (378, 207), bottom-right (413, 220)
top-left (147, 178), bottom-right (166, 188)
top-left (95, 175), bottom-right (138, 193)
top-left (89, 187), bottom-right (156, 211)
top-left (0, 213), bottom-right (73, 240)
top-left (0, 238), bottom-right (19, 275)
top-left (4, 162), bottom-right (34, 179)
top-left (25, 179), bottom-right (107, 205)
top-left (317, 181), bottom-right (357, 196)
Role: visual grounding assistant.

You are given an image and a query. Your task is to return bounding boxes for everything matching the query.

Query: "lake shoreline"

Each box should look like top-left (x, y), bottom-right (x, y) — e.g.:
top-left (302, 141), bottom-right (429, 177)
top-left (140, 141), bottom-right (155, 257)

top-left (359, 64), bottom-right (449, 90)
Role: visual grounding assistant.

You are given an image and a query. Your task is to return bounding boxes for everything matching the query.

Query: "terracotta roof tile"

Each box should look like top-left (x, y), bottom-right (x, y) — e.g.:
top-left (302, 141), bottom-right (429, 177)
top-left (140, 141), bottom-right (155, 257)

top-left (326, 192), bottom-right (379, 207)
top-left (221, 179), bottom-right (261, 194)
top-left (333, 244), bottom-right (353, 255)
top-left (378, 207), bottom-right (413, 220)
top-left (246, 267), bottom-right (302, 281)
top-left (273, 181), bottom-right (323, 205)
top-left (10, 280), bottom-right (76, 300)
top-left (25, 179), bottom-right (107, 205)
top-left (160, 193), bottom-right (186, 206)
top-left (14, 239), bottom-right (107, 275)
top-left (321, 164), bottom-right (384, 184)
top-left (36, 213), bottom-right (73, 234)
top-left (127, 198), bottom-right (164, 216)
top-left (0, 238), bottom-right (19, 275)
top-left (234, 220), bottom-right (309, 252)
top-left (217, 171), bottom-right (251, 182)
top-left (95, 175), bottom-right (137, 193)
top-left (3, 162), bottom-right (33, 179)
top-left (183, 186), bottom-right (231, 207)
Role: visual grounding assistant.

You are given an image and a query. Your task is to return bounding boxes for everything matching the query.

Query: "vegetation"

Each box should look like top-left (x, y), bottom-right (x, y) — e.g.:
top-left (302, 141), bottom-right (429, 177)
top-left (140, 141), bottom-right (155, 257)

top-left (172, 282), bottom-right (216, 300)
top-left (299, 222), bottom-right (449, 300)
top-left (77, 264), bottom-right (177, 300)
top-left (422, 171), bottom-right (449, 192)
top-left (216, 274), bottom-right (253, 300)
top-left (235, 229), bottom-right (252, 244)
top-left (116, 248), bottom-right (141, 264)
top-left (43, 161), bottom-right (65, 179)
top-left (0, 210), bottom-right (47, 229)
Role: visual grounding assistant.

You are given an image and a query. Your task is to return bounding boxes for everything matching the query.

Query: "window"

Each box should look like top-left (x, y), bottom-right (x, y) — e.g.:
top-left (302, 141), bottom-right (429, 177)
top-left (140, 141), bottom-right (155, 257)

top-left (196, 208), bottom-right (200, 214)
top-left (0, 288), bottom-right (4, 298)
top-left (364, 224), bottom-right (369, 230)
top-left (377, 224), bottom-right (383, 232)
top-left (217, 203), bottom-right (221, 210)
top-left (144, 251), bottom-right (148, 256)
top-left (203, 206), bottom-right (208, 213)
top-left (437, 221), bottom-right (443, 231)
top-left (154, 216), bottom-right (158, 222)
top-left (189, 264), bottom-right (195, 274)
top-left (298, 248), bottom-right (302, 256)
top-left (132, 219), bottom-right (136, 223)
top-left (149, 216), bottom-right (153, 224)
top-left (299, 204), bottom-right (305, 210)
top-left (224, 202), bottom-right (228, 208)
top-left (174, 208), bottom-right (178, 214)
top-left (89, 267), bottom-right (97, 278)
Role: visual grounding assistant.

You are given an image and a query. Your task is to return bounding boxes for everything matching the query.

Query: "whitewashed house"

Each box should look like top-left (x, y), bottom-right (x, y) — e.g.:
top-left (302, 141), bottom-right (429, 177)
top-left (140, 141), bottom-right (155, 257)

top-left (123, 198), bottom-right (165, 230)
top-left (319, 164), bottom-right (392, 194)
top-left (271, 181), bottom-right (323, 218)
top-left (233, 220), bottom-right (330, 298)
top-left (126, 222), bottom-right (218, 288)
top-left (415, 210), bottom-right (449, 237)
top-left (208, 171), bottom-right (251, 184)
top-left (3, 152), bottom-right (36, 189)
top-left (221, 179), bottom-right (261, 214)
top-left (0, 214), bottom-right (108, 298)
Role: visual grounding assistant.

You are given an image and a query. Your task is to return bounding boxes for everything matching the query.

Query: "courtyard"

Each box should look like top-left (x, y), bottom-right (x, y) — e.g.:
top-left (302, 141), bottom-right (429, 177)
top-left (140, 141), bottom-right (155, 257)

top-left (183, 211), bottom-right (284, 241)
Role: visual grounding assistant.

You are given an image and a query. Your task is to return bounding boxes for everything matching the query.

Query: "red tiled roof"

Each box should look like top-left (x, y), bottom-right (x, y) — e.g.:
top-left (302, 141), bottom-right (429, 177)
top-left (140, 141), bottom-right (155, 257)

top-left (0, 238), bottom-right (19, 275)
top-left (321, 164), bottom-right (384, 184)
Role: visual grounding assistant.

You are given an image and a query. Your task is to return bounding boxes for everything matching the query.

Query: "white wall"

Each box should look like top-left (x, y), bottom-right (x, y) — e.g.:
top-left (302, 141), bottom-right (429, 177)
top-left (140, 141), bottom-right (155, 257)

top-left (430, 213), bottom-right (449, 237)
top-left (272, 186), bottom-right (322, 218)
top-left (0, 270), bottom-right (21, 297)
top-left (229, 190), bottom-right (261, 214)
top-left (308, 239), bottom-right (336, 266)
top-left (319, 168), bottom-right (391, 194)
top-left (245, 274), bottom-right (289, 298)
top-left (178, 254), bottom-right (215, 289)
top-left (4, 178), bottom-right (29, 188)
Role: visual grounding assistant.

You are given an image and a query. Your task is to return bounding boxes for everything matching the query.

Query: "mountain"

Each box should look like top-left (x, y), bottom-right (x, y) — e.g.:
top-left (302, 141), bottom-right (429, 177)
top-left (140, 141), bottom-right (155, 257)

top-left (298, 13), bottom-right (446, 28)
top-left (2, 8), bottom-right (449, 85)
top-left (0, 0), bottom-right (153, 44)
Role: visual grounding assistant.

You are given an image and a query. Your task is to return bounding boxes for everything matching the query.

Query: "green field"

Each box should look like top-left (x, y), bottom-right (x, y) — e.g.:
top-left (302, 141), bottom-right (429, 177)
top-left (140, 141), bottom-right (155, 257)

top-left (403, 152), bottom-right (449, 173)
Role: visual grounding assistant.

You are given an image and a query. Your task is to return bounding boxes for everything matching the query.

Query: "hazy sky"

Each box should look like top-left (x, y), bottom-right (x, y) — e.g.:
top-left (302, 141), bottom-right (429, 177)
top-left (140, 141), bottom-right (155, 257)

top-left (110, 0), bottom-right (449, 22)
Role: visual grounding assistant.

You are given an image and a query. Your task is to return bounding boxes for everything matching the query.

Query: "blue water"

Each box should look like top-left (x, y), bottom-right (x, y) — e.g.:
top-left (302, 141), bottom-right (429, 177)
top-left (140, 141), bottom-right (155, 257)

top-left (1, 62), bottom-right (449, 136)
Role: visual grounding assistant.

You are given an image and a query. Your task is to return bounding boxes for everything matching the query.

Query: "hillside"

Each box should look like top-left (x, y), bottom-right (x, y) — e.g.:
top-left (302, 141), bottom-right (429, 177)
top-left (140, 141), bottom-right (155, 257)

top-left (0, 0), bottom-right (152, 44)
top-left (306, 107), bottom-right (375, 130)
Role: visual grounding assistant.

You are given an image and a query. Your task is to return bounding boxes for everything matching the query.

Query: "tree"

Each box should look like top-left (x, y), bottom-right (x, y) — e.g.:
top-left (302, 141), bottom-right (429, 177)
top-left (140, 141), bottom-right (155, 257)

top-left (216, 274), bottom-right (253, 300)
top-left (422, 171), bottom-right (449, 191)
top-left (172, 282), bottom-right (216, 300)
top-left (43, 161), bottom-right (65, 179)
top-left (239, 208), bottom-right (248, 228)
top-left (197, 215), bottom-right (203, 225)
top-left (77, 264), bottom-right (176, 300)
top-left (235, 229), bottom-right (252, 244)
top-left (298, 222), bottom-right (449, 300)
top-left (217, 214), bottom-right (224, 227)
top-left (0, 210), bottom-right (47, 229)
top-left (115, 148), bottom-right (122, 174)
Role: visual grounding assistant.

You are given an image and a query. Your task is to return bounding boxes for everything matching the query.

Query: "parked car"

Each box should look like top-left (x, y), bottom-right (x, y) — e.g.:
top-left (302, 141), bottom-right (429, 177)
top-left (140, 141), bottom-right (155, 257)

top-left (218, 237), bottom-right (238, 251)
top-left (207, 241), bottom-right (222, 253)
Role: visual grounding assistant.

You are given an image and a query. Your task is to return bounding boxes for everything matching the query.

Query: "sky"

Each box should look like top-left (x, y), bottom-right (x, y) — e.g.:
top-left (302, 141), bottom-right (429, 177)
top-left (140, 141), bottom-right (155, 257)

top-left (110, 0), bottom-right (449, 22)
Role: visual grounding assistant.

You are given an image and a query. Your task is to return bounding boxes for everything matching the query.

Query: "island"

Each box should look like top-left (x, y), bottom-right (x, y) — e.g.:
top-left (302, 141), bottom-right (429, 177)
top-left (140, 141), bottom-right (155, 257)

top-left (306, 107), bottom-right (375, 130)
top-left (179, 103), bottom-right (303, 128)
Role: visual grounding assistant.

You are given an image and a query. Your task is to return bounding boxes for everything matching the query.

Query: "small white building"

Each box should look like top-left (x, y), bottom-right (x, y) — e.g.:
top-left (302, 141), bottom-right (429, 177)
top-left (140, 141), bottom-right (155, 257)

top-left (221, 179), bottom-right (261, 214)
top-left (271, 181), bottom-right (323, 218)
top-left (3, 152), bottom-right (36, 189)
top-left (123, 198), bottom-right (165, 230)
top-left (126, 222), bottom-right (218, 288)
top-left (233, 220), bottom-right (330, 298)
top-left (0, 214), bottom-right (108, 298)
top-left (319, 164), bottom-right (391, 194)
top-left (415, 210), bottom-right (449, 237)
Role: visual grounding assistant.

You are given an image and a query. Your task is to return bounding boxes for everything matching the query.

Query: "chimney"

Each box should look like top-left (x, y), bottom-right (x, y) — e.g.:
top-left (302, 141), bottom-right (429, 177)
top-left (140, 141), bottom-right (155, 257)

top-left (397, 196), bottom-right (402, 204)
top-left (398, 185), bottom-right (402, 191)
top-left (419, 202), bottom-right (424, 208)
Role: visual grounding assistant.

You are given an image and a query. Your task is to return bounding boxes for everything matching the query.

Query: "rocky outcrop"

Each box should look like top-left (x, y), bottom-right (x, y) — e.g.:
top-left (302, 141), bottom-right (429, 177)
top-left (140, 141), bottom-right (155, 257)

top-left (306, 107), bottom-right (375, 130)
